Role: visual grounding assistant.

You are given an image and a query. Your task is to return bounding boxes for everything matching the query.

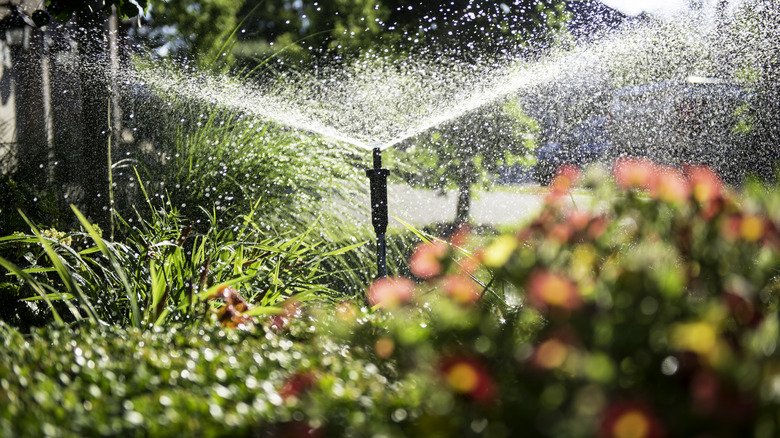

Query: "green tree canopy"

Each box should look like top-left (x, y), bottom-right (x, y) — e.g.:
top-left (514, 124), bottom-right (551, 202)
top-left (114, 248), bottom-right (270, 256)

top-left (142, 0), bottom-right (247, 68)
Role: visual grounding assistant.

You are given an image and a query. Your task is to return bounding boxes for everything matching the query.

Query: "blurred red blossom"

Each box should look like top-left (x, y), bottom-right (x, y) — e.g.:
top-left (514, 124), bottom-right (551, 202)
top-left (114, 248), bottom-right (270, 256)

top-left (685, 165), bottom-right (724, 204)
top-left (367, 277), bottom-right (416, 308)
top-left (279, 371), bottom-right (317, 401)
top-left (278, 420), bottom-right (324, 438)
top-left (651, 166), bottom-right (690, 204)
top-left (269, 300), bottom-right (302, 332)
top-left (532, 337), bottom-right (573, 370)
top-left (600, 400), bottom-right (665, 438)
top-left (547, 164), bottom-right (581, 202)
top-left (720, 213), bottom-right (780, 247)
top-left (689, 370), bottom-right (755, 421)
top-left (614, 158), bottom-right (658, 191)
top-left (440, 356), bottom-right (497, 404)
top-left (723, 292), bottom-right (762, 328)
top-left (450, 223), bottom-right (472, 248)
top-left (554, 165), bottom-right (581, 191)
top-left (409, 240), bottom-right (449, 279)
top-left (441, 274), bottom-right (481, 304)
top-left (527, 270), bottom-right (582, 312)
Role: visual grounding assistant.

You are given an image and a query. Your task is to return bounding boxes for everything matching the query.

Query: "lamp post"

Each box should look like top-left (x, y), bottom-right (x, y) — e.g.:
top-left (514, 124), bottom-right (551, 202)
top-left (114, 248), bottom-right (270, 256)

top-left (365, 147), bottom-right (390, 279)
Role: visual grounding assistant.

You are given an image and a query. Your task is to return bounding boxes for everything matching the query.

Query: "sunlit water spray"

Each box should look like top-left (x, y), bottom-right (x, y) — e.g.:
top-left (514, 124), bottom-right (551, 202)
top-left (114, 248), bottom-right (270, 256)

top-left (127, 8), bottom-right (763, 161)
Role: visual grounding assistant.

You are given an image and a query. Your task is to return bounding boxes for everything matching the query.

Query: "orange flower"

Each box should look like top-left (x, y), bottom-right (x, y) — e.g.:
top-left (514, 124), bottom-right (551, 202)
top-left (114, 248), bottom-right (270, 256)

top-left (739, 215), bottom-right (766, 242)
top-left (600, 400), bottom-right (665, 438)
top-left (442, 274), bottom-right (481, 304)
top-left (549, 223), bottom-right (575, 243)
top-left (651, 166), bottom-right (690, 204)
top-left (367, 277), bottom-right (416, 308)
top-left (440, 357), bottom-right (497, 404)
top-left (409, 241), bottom-right (448, 279)
top-left (527, 270), bottom-right (582, 311)
top-left (207, 286), bottom-right (253, 328)
top-left (374, 337), bottom-right (395, 359)
top-left (614, 158), bottom-right (658, 191)
top-left (587, 215), bottom-right (609, 240)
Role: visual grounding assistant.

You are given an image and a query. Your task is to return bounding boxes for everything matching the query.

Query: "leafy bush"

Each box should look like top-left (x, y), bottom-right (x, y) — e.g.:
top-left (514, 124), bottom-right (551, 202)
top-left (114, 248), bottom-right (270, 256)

top-left (0, 202), bottom-right (363, 329)
top-left (4, 161), bottom-right (780, 437)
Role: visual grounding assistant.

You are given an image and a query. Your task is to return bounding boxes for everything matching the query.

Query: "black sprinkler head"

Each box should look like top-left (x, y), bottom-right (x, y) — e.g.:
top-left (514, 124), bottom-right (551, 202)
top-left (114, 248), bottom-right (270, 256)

top-left (32, 10), bottom-right (50, 28)
top-left (366, 147), bottom-right (390, 279)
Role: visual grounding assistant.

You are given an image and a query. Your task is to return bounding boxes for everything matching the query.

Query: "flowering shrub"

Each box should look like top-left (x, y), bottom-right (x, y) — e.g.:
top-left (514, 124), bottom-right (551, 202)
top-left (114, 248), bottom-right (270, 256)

top-left (3, 161), bottom-right (780, 437)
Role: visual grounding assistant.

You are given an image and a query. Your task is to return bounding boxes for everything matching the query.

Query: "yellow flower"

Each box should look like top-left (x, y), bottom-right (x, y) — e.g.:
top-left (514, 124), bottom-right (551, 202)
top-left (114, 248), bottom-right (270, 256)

top-left (481, 235), bottom-right (517, 268)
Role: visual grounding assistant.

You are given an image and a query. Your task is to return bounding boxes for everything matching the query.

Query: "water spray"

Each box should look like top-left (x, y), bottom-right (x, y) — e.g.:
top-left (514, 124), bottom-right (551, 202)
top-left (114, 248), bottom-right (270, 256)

top-left (365, 147), bottom-right (390, 279)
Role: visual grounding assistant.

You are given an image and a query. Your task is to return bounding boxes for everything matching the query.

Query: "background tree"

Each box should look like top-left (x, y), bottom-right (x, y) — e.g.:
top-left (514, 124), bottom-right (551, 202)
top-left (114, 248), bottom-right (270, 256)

top-left (729, 0), bottom-right (780, 180)
top-left (139, 0), bottom-right (246, 68)
top-left (397, 98), bottom-right (540, 226)
top-left (46, 0), bottom-right (150, 231)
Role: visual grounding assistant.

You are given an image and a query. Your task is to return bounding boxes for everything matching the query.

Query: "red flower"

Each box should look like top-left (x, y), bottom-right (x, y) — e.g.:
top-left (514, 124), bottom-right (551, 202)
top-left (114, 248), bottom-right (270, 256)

top-left (685, 165), bottom-right (724, 204)
top-left (526, 270), bottom-right (582, 312)
top-left (450, 224), bottom-right (472, 248)
top-left (440, 357), bottom-right (497, 404)
top-left (547, 165), bottom-right (581, 202)
top-left (269, 300), bottom-right (302, 332)
top-left (587, 215), bottom-right (609, 240)
top-left (723, 292), bottom-right (762, 328)
top-left (409, 241), bottom-right (448, 279)
top-left (651, 166), bottom-right (690, 204)
top-left (441, 274), bottom-right (481, 304)
top-left (279, 371), bottom-right (317, 401)
top-left (614, 158), bottom-right (658, 191)
top-left (367, 277), bottom-right (415, 308)
top-left (721, 214), bottom-right (774, 244)
top-left (600, 400), bottom-right (665, 438)
top-left (553, 165), bottom-right (581, 192)
top-left (279, 420), bottom-right (324, 438)
top-left (532, 337), bottom-right (572, 370)
top-left (548, 222), bottom-right (575, 243)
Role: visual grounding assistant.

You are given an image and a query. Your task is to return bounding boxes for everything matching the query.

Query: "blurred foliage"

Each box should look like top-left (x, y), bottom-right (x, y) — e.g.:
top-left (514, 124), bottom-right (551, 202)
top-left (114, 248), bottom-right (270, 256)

top-left (5, 162), bottom-right (780, 436)
top-left (726, 0), bottom-right (780, 180)
top-left (139, 0), bottom-right (570, 68)
top-left (46, 0), bottom-right (149, 21)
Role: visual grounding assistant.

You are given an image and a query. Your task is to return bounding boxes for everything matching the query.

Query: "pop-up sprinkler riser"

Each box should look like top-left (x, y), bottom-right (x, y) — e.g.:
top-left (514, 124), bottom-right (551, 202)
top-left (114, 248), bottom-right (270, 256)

top-left (365, 147), bottom-right (390, 279)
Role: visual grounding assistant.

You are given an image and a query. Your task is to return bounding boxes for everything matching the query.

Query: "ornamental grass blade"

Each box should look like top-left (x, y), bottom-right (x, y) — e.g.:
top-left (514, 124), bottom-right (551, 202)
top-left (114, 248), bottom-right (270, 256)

top-left (71, 205), bottom-right (141, 328)
top-left (0, 256), bottom-right (66, 325)
top-left (19, 210), bottom-right (100, 324)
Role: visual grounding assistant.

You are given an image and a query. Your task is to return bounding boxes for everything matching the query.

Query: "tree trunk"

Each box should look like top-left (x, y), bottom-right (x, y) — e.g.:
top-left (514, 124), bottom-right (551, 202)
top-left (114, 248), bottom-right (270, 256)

top-left (74, 12), bottom-right (111, 229)
top-left (10, 27), bottom-right (48, 187)
top-left (50, 24), bottom-right (84, 197)
top-left (455, 181), bottom-right (471, 225)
